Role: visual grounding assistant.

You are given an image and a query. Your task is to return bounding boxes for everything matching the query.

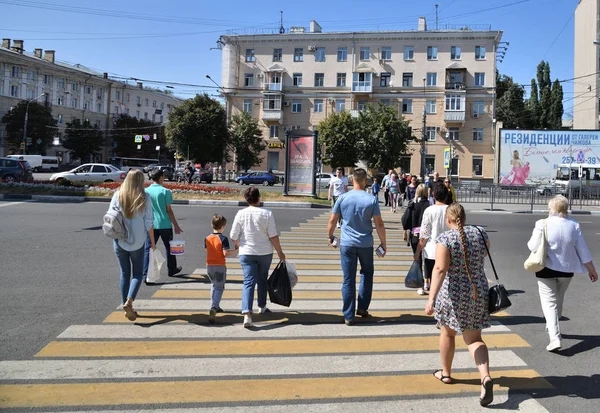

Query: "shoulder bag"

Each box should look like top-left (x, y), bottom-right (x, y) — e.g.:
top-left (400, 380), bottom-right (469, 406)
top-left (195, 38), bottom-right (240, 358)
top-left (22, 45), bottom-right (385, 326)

top-left (474, 226), bottom-right (512, 314)
top-left (523, 219), bottom-right (547, 273)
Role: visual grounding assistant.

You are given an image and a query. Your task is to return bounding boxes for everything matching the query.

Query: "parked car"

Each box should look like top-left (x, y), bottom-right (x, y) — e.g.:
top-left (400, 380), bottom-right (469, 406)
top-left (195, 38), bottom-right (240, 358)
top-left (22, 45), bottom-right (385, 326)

top-left (0, 157), bottom-right (33, 182)
top-left (235, 171), bottom-right (277, 186)
top-left (50, 164), bottom-right (126, 183)
top-left (147, 165), bottom-right (174, 181)
top-left (316, 173), bottom-right (334, 188)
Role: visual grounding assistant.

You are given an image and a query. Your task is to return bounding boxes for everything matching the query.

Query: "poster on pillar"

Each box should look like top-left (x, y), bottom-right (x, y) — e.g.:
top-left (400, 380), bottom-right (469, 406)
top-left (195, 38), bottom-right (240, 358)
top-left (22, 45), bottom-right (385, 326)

top-left (499, 129), bottom-right (600, 186)
top-left (286, 134), bottom-right (315, 196)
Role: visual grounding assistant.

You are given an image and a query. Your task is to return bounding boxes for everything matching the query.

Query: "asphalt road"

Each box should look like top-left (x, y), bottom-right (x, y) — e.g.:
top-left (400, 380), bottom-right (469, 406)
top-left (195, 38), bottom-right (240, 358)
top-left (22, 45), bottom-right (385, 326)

top-left (1, 201), bottom-right (599, 412)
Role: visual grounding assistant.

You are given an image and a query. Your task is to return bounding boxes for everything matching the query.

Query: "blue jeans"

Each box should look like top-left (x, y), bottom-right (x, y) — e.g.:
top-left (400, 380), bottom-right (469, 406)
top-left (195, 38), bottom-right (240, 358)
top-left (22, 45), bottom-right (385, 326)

top-left (340, 246), bottom-right (374, 321)
top-left (114, 240), bottom-right (145, 304)
top-left (239, 254), bottom-right (273, 314)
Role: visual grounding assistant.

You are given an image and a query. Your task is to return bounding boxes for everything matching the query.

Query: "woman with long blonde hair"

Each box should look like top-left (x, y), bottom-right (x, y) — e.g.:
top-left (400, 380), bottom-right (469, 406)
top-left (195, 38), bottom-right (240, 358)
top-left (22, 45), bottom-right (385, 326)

top-left (425, 203), bottom-right (494, 407)
top-left (109, 169), bottom-right (156, 321)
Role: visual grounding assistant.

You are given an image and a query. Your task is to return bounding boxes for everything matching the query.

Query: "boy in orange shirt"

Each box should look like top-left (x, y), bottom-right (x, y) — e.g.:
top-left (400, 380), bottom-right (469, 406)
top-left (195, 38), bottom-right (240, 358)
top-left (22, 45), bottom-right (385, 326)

top-left (205, 214), bottom-right (238, 324)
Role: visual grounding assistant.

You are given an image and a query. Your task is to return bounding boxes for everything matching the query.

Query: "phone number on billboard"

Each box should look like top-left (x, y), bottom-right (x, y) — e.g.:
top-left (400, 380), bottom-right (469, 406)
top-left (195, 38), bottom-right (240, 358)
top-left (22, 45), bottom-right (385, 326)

top-left (561, 157), bottom-right (596, 164)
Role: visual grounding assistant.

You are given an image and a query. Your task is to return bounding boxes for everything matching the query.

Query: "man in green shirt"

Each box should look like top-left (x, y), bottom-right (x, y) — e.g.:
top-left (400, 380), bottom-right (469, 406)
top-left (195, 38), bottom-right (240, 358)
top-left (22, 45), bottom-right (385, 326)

top-left (143, 169), bottom-right (183, 283)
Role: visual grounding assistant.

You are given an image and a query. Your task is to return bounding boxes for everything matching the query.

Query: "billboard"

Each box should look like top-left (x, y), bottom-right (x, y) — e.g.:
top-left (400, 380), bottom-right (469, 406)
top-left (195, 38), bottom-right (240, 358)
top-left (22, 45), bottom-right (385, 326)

top-left (286, 135), bottom-right (315, 196)
top-left (499, 129), bottom-right (600, 185)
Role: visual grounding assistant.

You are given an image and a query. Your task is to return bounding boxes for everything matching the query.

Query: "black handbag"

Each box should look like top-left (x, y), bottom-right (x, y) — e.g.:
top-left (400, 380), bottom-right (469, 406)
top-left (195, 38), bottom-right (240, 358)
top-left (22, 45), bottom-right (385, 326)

top-left (474, 227), bottom-right (512, 314)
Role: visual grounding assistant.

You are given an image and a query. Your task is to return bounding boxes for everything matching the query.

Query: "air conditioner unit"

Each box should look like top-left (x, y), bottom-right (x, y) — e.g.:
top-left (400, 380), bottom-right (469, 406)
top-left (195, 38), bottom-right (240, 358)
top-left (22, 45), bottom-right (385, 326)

top-left (473, 113), bottom-right (479, 118)
top-left (283, 101), bottom-right (290, 107)
top-left (308, 45), bottom-right (316, 52)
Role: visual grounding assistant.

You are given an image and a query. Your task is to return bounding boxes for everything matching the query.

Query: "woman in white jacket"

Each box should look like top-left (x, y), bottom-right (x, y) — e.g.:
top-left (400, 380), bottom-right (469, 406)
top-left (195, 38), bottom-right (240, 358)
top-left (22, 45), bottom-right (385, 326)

top-left (527, 195), bottom-right (598, 352)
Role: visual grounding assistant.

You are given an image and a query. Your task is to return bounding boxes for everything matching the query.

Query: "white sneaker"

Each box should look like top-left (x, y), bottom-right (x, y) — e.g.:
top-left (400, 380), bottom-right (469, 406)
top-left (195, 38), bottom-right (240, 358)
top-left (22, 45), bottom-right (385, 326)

top-left (258, 307), bottom-right (271, 314)
top-left (546, 340), bottom-right (562, 352)
top-left (243, 314), bottom-right (253, 328)
top-left (417, 288), bottom-right (426, 295)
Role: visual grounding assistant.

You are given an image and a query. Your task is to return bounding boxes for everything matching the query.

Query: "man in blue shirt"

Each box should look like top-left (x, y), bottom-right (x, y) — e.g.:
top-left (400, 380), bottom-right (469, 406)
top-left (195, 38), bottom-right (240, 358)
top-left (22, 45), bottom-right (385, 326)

top-left (327, 168), bottom-right (387, 325)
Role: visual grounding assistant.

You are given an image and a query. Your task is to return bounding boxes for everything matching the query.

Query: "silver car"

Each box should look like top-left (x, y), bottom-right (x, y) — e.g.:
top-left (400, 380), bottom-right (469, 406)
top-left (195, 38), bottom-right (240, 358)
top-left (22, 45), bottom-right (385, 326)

top-left (50, 163), bottom-right (126, 183)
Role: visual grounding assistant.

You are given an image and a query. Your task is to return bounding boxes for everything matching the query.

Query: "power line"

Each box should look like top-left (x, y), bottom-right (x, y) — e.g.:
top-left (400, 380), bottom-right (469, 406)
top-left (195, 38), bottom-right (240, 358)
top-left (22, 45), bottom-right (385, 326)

top-left (541, 11), bottom-right (574, 59)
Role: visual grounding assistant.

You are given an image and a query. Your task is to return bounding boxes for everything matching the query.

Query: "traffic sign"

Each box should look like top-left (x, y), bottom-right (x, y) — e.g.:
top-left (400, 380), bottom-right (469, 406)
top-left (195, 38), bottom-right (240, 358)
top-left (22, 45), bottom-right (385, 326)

top-left (20, 142), bottom-right (25, 150)
top-left (36, 138), bottom-right (42, 145)
top-left (26, 137), bottom-right (32, 145)
top-left (576, 150), bottom-right (585, 163)
top-left (443, 147), bottom-right (451, 168)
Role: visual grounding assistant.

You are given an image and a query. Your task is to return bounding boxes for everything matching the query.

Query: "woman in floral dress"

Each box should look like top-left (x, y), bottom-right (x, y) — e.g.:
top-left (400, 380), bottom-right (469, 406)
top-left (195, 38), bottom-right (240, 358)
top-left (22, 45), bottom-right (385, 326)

top-left (425, 203), bottom-right (494, 407)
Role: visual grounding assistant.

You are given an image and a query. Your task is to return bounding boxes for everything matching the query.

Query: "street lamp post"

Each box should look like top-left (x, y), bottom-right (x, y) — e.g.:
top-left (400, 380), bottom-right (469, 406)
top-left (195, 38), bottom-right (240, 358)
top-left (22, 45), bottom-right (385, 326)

top-left (22, 93), bottom-right (46, 154)
top-left (206, 74), bottom-right (227, 181)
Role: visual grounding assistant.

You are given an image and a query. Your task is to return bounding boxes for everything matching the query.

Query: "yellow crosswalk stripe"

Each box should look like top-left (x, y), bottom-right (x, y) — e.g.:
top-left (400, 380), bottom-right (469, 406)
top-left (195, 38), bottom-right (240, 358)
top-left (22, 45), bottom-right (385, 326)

top-left (190, 275), bottom-right (407, 283)
top-left (152, 289), bottom-right (428, 300)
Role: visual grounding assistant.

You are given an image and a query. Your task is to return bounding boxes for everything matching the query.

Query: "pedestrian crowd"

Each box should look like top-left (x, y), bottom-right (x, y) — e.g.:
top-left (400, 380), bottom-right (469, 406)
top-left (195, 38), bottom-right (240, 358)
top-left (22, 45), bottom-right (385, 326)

top-left (106, 167), bottom-right (597, 408)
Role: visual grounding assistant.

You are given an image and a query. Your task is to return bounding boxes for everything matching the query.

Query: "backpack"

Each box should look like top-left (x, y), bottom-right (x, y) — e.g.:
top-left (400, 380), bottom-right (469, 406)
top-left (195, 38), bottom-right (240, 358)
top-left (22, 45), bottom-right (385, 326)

top-left (401, 200), bottom-right (414, 230)
top-left (102, 196), bottom-right (130, 241)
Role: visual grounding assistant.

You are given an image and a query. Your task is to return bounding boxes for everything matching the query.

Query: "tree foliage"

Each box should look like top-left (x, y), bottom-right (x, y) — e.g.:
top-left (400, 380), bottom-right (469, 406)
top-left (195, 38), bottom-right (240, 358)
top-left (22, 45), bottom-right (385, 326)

top-left (111, 115), bottom-right (165, 159)
top-left (317, 111), bottom-right (360, 168)
top-left (549, 79), bottom-right (564, 130)
top-left (62, 119), bottom-right (104, 162)
top-left (165, 94), bottom-right (229, 165)
top-left (1, 101), bottom-right (57, 154)
top-left (496, 74), bottom-right (530, 129)
top-left (228, 112), bottom-right (265, 171)
top-left (528, 60), bottom-right (563, 129)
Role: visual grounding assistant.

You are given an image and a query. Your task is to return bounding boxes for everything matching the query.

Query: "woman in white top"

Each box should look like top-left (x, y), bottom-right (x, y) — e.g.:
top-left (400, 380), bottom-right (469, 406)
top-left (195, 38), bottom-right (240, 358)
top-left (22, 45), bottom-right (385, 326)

top-left (230, 187), bottom-right (286, 328)
top-left (109, 169), bottom-right (156, 321)
top-left (414, 182), bottom-right (449, 295)
top-left (527, 195), bottom-right (598, 352)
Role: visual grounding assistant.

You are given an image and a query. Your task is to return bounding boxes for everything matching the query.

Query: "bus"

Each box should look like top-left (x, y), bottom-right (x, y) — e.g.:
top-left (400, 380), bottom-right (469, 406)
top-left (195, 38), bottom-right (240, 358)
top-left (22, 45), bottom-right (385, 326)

top-left (554, 163), bottom-right (600, 198)
top-left (110, 157), bottom-right (159, 172)
top-left (40, 156), bottom-right (59, 172)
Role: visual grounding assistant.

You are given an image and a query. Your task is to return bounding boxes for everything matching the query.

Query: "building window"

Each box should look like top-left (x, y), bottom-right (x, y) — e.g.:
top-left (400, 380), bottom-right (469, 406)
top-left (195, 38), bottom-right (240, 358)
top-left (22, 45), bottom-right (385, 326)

top-left (97, 87), bottom-right (103, 98)
top-left (269, 125), bottom-right (279, 138)
top-left (426, 99), bottom-right (437, 114)
top-left (402, 72), bottom-right (413, 87)
top-left (10, 85), bottom-right (19, 97)
top-left (336, 73), bottom-right (346, 87)
top-left (126, 93), bottom-right (130, 103)
top-left (44, 74), bottom-right (50, 85)
top-left (314, 73), bottom-right (324, 87)
top-left (335, 99), bottom-right (346, 112)
top-left (359, 47), bottom-right (370, 61)
top-left (427, 46), bottom-right (438, 60)
top-left (402, 99), bottom-right (413, 113)
top-left (380, 72), bottom-right (391, 87)
top-left (352, 72), bottom-right (372, 92)
top-left (380, 99), bottom-right (391, 107)
top-left (451, 46), bottom-right (461, 60)
top-left (337, 47), bottom-right (347, 61)
top-left (58, 78), bottom-right (65, 89)
top-left (357, 100), bottom-right (367, 111)
top-left (472, 156), bottom-right (483, 176)
top-left (72, 83), bottom-right (78, 92)
top-left (143, 98), bottom-right (148, 106)
top-left (115, 91), bottom-right (121, 100)
top-left (426, 127), bottom-right (437, 141)
top-left (26, 88), bottom-right (34, 99)
top-left (57, 114), bottom-right (63, 124)
top-left (28, 71), bottom-right (35, 81)
top-left (136, 96), bottom-right (141, 105)
top-left (263, 94), bottom-right (281, 110)
top-left (97, 103), bottom-right (102, 112)
top-left (152, 113), bottom-right (156, 122)
top-left (426, 72), bottom-right (437, 86)
top-left (315, 47), bottom-right (326, 62)
top-left (294, 48), bottom-right (304, 62)
top-left (314, 99), bottom-right (324, 113)
top-left (144, 112), bottom-right (148, 120)
top-left (160, 102), bottom-right (164, 109)
top-left (243, 98), bottom-right (252, 113)
top-left (381, 46), bottom-right (392, 60)
top-left (136, 111), bottom-right (140, 119)
top-left (475, 46), bottom-right (486, 60)
top-left (448, 127), bottom-right (459, 141)
top-left (473, 100), bottom-right (485, 116)
top-left (245, 49), bottom-right (255, 62)
top-left (126, 108), bottom-right (130, 115)
top-left (293, 73), bottom-right (303, 86)
top-left (11, 66), bottom-right (19, 77)
top-left (450, 158), bottom-right (459, 176)
top-left (292, 99), bottom-right (302, 113)
top-left (404, 46), bottom-right (414, 60)
top-left (167, 104), bottom-right (172, 112)
top-left (152, 100), bottom-right (157, 108)
top-left (160, 115), bottom-right (163, 122)
top-left (473, 128), bottom-right (484, 142)
top-left (474, 73), bottom-right (485, 87)
top-left (445, 95), bottom-right (463, 111)
top-left (85, 85), bottom-right (91, 94)
top-left (425, 155), bottom-right (436, 174)
top-left (244, 73), bottom-right (254, 87)
top-left (272, 48), bottom-right (282, 62)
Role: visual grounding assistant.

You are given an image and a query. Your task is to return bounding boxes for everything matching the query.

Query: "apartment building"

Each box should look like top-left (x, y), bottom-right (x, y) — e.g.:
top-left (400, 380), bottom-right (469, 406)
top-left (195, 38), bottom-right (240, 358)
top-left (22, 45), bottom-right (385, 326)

top-left (220, 18), bottom-right (502, 181)
top-left (0, 39), bottom-right (181, 162)
top-left (573, 0), bottom-right (599, 130)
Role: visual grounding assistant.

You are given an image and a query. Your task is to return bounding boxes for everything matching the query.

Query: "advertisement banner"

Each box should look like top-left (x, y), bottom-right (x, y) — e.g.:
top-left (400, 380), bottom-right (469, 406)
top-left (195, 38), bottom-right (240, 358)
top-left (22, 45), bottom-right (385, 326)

top-left (499, 129), bottom-right (600, 185)
top-left (287, 135), bottom-right (314, 195)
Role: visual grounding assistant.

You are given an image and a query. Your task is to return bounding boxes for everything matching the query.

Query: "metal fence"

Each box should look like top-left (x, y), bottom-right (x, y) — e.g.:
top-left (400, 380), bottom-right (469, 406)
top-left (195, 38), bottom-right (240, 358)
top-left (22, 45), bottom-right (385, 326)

top-left (454, 184), bottom-right (600, 210)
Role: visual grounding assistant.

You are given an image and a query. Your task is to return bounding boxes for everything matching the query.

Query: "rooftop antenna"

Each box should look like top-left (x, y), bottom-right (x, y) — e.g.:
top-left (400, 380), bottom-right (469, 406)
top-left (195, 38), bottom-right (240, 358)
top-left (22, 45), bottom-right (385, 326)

top-left (435, 4), bottom-right (439, 30)
top-left (279, 11), bottom-right (285, 34)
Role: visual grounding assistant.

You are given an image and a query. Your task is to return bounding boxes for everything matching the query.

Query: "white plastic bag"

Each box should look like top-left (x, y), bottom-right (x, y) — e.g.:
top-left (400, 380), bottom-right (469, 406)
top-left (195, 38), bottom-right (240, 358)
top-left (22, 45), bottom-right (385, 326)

top-left (147, 248), bottom-right (166, 283)
top-left (285, 261), bottom-right (298, 289)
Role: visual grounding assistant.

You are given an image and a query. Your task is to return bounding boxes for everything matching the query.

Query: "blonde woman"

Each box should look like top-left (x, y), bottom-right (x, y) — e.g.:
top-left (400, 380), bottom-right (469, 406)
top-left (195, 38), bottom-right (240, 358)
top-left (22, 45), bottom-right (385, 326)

top-left (109, 170), bottom-right (156, 321)
top-left (425, 203), bottom-right (493, 407)
top-left (527, 195), bottom-right (598, 352)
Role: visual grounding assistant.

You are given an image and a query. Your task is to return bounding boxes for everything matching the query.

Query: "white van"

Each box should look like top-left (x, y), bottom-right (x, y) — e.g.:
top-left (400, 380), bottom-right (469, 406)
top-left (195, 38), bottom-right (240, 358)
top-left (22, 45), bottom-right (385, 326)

top-left (7, 155), bottom-right (42, 171)
top-left (40, 156), bottom-right (59, 172)
top-left (553, 163), bottom-right (600, 198)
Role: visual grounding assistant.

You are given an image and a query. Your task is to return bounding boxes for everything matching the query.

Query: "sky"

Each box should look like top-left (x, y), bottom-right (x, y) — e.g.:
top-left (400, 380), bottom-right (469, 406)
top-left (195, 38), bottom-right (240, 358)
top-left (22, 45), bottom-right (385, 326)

top-left (0, 0), bottom-right (581, 118)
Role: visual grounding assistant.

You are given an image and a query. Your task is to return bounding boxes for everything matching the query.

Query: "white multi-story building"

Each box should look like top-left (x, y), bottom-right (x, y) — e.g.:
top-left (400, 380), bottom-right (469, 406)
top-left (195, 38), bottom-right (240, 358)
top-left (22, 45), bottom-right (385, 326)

top-left (0, 39), bottom-right (181, 162)
top-left (220, 18), bottom-right (502, 181)
top-left (573, 0), bottom-right (599, 130)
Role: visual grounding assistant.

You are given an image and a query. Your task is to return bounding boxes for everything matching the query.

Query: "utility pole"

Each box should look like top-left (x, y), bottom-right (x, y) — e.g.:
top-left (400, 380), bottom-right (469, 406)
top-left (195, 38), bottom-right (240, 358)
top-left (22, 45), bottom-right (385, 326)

top-left (435, 4), bottom-right (439, 30)
top-left (420, 78), bottom-right (427, 179)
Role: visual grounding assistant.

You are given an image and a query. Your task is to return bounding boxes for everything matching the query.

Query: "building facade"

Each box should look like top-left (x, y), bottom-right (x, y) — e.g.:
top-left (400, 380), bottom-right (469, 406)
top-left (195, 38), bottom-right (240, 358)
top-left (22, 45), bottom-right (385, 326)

top-left (220, 18), bottom-right (502, 181)
top-left (573, 0), bottom-right (599, 130)
top-left (0, 39), bottom-right (181, 163)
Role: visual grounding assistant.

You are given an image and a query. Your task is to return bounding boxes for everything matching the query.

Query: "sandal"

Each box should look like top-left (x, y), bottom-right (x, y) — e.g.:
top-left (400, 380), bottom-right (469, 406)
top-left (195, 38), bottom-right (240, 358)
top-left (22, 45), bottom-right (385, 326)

top-left (122, 303), bottom-right (137, 321)
top-left (480, 376), bottom-right (493, 407)
top-left (433, 369), bottom-right (452, 384)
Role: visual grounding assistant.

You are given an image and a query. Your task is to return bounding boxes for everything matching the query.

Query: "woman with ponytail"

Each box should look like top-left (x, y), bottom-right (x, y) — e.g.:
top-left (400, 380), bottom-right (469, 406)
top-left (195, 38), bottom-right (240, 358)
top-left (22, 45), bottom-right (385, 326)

top-left (424, 203), bottom-right (494, 407)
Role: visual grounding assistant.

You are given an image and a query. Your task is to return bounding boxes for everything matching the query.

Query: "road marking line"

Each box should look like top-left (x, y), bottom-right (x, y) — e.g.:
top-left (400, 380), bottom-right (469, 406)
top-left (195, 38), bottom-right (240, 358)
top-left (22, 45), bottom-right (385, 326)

top-left (0, 201), bottom-right (27, 208)
top-left (161, 282), bottom-right (411, 291)
top-left (152, 290), bottom-right (427, 300)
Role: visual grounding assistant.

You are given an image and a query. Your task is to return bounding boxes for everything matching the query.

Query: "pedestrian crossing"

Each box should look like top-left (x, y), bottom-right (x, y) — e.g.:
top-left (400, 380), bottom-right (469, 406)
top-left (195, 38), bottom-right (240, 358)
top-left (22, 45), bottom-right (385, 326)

top-left (0, 211), bottom-right (552, 412)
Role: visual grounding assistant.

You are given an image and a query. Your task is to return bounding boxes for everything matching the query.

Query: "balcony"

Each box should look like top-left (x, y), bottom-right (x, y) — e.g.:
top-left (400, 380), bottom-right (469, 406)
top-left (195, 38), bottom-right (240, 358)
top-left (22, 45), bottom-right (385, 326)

top-left (262, 110), bottom-right (282, 123)
top-left (263, 83), bottom-right (282, 92)
top-left (352, 68), bottom-right (373, 93)
top-left (445, 82), bottom-right (466, 90)
top-left (444, 111), bottom-right (466, 123)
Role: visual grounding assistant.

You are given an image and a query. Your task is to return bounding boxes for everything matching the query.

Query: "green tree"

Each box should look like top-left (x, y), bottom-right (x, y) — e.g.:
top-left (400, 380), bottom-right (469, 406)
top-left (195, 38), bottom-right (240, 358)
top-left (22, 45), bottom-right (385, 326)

top-left (228, 112), bottom-right (265, 171)
top-left (549, 79), bottom-right (564, 129)
top-left (527, 61), bottom-right (563, 129)
top-left (357, 104), bottom-right (412, 170)
top-left (62, 119), bottom-right (104, 162)
top-left (317, 110), bottom-right (360, 168)
top-left (165, 94), bottom-right (229, 165)
top-left (528, 79), bottom-right (541, 128)
top-left (537, 61), bottom-right (552, 129)
top-left (496, 74), bottom-right (531, 129)
top-left (1, 101), bottom-right (57, 154)
top-left (111, 115), bottom-right (165, 159)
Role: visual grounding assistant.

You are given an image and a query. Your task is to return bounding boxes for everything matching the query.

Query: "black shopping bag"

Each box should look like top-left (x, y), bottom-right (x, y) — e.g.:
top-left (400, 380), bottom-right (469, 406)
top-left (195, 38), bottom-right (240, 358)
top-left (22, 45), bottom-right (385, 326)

top-left (404, 260), bottom-right (424, 289)
top-left (267, 262), bottom-right (293, 307)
